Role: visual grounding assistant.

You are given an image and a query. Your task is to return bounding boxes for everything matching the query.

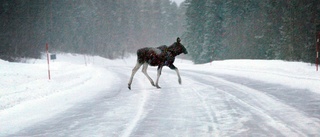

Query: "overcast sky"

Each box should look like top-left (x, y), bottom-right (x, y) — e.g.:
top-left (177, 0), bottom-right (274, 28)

top-left (171, 0), bottom-right (185, 6)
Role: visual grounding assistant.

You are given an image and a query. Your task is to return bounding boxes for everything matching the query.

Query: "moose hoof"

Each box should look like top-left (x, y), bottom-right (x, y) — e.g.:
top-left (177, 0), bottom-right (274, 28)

top-left (151, 82), bottom-right (155, 86)
top-left (178, 79), bottom-right (182, 85)
top-left (156, 85), bottom-right (161, 89)
top-left (128, 84), bottom-right (131, 90)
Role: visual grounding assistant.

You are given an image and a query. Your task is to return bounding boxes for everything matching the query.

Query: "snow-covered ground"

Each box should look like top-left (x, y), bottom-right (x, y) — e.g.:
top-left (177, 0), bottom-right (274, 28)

top-left (1, 53), bottom-right (320, 136)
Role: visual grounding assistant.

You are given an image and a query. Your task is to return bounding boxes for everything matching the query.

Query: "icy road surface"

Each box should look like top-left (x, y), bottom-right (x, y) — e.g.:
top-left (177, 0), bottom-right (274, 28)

top-left (1, 54), bottom-right (320, 136)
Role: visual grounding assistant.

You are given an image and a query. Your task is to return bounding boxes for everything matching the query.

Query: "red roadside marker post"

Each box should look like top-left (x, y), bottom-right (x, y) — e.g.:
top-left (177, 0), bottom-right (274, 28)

top-left (317, 32), bottom-right (319, 71)
top-left (46, 43), bottom-right (51, 80)
top-left (317, 24), bottom-right (320, 71)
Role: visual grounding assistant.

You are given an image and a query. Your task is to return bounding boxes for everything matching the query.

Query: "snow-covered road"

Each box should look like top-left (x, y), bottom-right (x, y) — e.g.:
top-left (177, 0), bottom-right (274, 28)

top-left (1, 54), bottom-right (320, 136)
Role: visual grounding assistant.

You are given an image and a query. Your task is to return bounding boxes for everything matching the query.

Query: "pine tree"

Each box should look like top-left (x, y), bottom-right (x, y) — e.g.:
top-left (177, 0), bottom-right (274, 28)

top-left (202, 0), bottom-right (225, 62)
top-left (184, 0), bottom-right (206, 63)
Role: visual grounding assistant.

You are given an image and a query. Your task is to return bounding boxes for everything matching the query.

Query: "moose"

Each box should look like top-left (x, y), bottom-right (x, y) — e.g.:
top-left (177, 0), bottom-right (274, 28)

top-left (128, 37), bottom-right (188, 90)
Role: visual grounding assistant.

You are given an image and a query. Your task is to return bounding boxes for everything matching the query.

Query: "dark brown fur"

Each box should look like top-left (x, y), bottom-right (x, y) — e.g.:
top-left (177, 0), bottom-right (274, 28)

top-left (128, 38), bottom-right (188, 90)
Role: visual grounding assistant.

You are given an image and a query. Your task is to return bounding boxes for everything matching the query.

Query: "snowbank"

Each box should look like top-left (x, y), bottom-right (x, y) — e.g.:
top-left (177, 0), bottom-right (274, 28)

top-left (0, 54), bottom-right (117, 135)
top-left (182, 60), bottom-right (320, 94)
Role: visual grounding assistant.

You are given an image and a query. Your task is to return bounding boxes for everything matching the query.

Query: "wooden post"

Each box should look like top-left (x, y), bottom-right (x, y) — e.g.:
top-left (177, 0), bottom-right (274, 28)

top-left (210, 48), bottom-right (214, 65)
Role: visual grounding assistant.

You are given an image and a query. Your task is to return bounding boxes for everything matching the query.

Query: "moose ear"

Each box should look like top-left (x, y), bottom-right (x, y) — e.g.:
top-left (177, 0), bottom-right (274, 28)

top-left (177, 37), bottom-right (181, 43)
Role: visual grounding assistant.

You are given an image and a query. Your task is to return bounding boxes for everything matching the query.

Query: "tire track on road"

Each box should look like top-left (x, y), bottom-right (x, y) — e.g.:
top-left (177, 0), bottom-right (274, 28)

top-left (182, 70), bottom-right (320, 136)
top-left (109, 67), bottom-right (152, 137)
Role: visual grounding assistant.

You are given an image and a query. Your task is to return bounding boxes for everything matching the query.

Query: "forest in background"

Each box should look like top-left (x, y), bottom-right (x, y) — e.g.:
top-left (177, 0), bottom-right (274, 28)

top-left (0, 0), bottom-right (184, 61)
top-left (1, 0), bottom-right (320, 64)
top-left (184, 0), bottom-right (320, 63)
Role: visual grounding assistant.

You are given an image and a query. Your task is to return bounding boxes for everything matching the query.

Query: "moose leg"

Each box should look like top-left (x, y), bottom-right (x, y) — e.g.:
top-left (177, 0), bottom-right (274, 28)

top-left (142, 63), bottom-right (156, 87)
top-left (128, 62), bottom-right (142, 90)
top-left (155, 65), bottom-right (163, 88)
top-left (169, 64), bottom-right (182, 84)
